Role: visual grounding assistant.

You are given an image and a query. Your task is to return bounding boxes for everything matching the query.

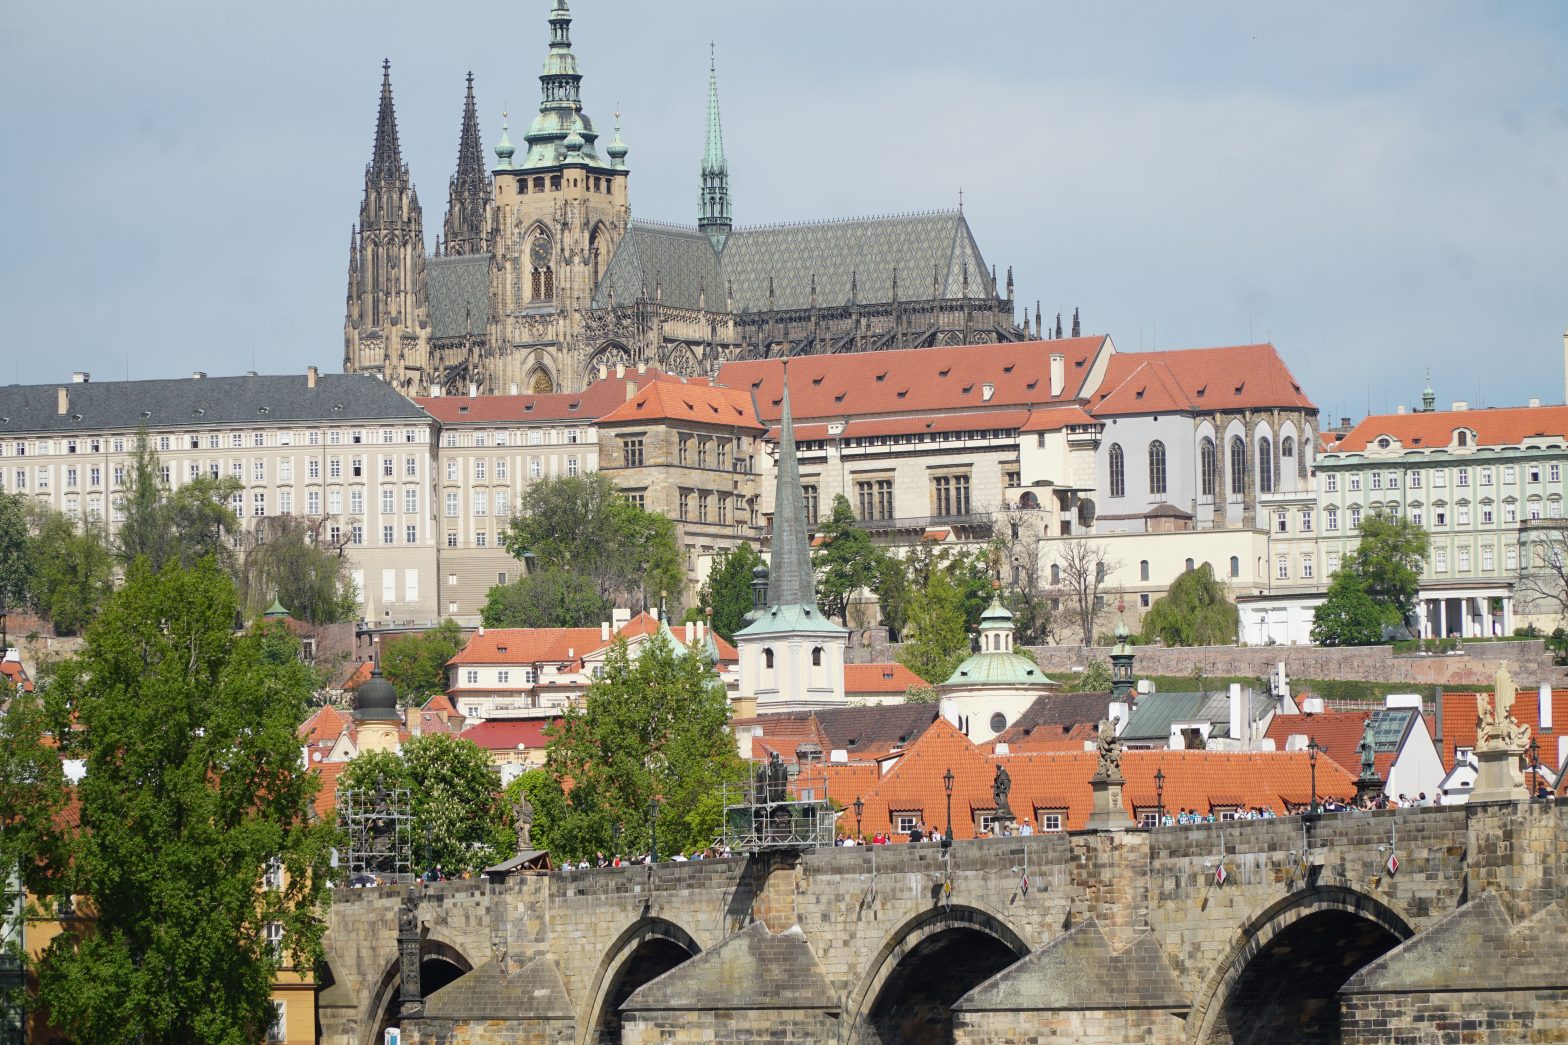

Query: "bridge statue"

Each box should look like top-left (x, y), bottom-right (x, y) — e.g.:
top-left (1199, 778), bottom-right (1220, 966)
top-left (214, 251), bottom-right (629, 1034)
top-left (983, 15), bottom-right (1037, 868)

top-left (991, 765), bottom-right (1015, 833)
top-left (1472, 668), bottom-right (1531, 802)
top-left (512, 791), bottom-right (535, 853)
top-left (1093, 716), bottom-right (1123, 782)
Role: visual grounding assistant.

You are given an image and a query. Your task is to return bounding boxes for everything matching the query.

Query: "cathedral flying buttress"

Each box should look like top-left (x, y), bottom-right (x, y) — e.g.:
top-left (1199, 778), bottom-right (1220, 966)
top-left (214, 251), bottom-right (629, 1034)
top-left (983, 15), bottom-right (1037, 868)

top-left (343, 2), bottom-right (1049, 397)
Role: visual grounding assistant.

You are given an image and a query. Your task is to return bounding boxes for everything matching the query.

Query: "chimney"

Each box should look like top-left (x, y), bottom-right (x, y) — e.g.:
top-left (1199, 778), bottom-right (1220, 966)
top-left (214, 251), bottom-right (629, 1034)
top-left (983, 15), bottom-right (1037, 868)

top-left (599, 364), bottom-right (609, 381)
top-left (71, 371), bottom-right (90, 384)
top-left (612, 607), bottom-right (632, 630)
top-left (192, 371), bottom-right (207, 380)
top-left (1396, 404), bottom-right (1406, 415)
top-left (431, 385), bottom-right (443, 397)
top-left (468, 383), bottom-right (478, 398)
top-left (1228, 683), bottom-right (1245, 746)
top-left (1340, 416), bottom-right (1351, 429)
top-left (637, 361), bottom-right (647, 375)
top-left (1049, 353), bottom-right (1065, 398)
top-left (1530, 397), bottom-right (1542, 409)
top-left (600, 621), bottom-right (611, 641)
top-left (306, 366), bottom-right (317, 389)
top-left (510, 382), bottom-right (519, 395)
top-left (685, 621), bottom-right (695, 644)
top-left (626, 381), bottom-right (637, 401)
top-left (56, 387), bottom-right (68, 415)
top-left (1451, 401), bottom-right (1468, 411)
top-left (1540, 683), bottom-right (1553, 732)
top-left (615, 363), bottom-right (625, 379)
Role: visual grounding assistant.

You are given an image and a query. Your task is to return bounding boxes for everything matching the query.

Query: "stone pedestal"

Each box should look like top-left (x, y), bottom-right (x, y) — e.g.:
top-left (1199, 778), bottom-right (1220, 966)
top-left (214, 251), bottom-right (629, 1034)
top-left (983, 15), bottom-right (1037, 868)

top-left (1469, 745), bottom-right (1527, 803)
top-left (1085, 775), bottom-right (1131, 832)
top-left (1355, 773), bottom-right (1384, 803)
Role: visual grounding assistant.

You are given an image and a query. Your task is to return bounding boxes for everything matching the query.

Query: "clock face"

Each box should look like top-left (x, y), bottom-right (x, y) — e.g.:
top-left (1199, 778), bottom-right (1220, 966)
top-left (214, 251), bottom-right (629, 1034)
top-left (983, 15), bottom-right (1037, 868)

top-left (530, 238), bottom-right (551, 266)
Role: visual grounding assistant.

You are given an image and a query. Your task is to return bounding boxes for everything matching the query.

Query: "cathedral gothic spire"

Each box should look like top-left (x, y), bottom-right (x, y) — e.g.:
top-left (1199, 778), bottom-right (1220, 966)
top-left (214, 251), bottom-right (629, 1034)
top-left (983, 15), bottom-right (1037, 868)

top-left (444, 72), bottom-right (491, 256)
top-left (699, 44), bottom-right (732, 252)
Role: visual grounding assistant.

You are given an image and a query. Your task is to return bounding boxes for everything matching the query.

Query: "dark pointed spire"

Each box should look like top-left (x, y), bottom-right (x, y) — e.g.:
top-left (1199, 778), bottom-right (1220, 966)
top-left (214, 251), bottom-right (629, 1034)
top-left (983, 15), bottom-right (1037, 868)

top-left (1072, 306), bottom-right (1081, 338)
top-left (371, 59), bottom-right (403, 181)
top-left (766, 367), bottom-right (818, 611)
top-left (698, 43), bottom-right (732, 251)
top-left (1035, 301), bottom-right (1042, 339)
top-left (1055, 312), bottom-right (1063, 339)
top-left (444, 71), bottom-right (491, 256)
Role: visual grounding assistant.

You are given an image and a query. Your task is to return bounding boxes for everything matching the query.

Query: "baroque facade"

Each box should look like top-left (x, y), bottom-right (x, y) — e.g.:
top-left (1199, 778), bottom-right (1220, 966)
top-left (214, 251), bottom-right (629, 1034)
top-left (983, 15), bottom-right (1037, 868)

top-left (343, 1), bottom-right (1035, 397)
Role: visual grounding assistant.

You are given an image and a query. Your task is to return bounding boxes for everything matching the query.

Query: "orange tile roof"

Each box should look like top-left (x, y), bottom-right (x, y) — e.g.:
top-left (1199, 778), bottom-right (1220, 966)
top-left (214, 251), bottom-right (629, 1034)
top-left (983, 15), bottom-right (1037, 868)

top-left (1, 659), bottom-right (33, 693)
top-left (447, 613), bottom-right (736, 668)
top-left (1265, 709), bottom-right (1380, 774)
top-left (1020, 405), bottom-right (1101, 433)
top-left (413, 369), bottom-right (680, 424)
top-left (298, 705), bottom-right (348, 747)
top-left (777, 409), bottom-right (1032, 443)
top-left (1089, 343), bottom-right (1316, 416)
top-left (342, 660), bottom-right (373, 691)
top-left (422, 693), bottom-right (457, 716)
top-left (597, 381), bottom-right (764, 430)
top-left (1329, 404), bottom-right (1568, 454)
top-left (1436, 688), bottom-right (1568, 769)
top-left (845, 663), bottom-right (928, 693)
top-left (458, 718), bottom-right (557, 751)
top-left (718, 338), bottom-right (1109, 423)
top-left (853, 718), bottom-right (1356, 840)
top-left (998, 720), bottom-right (1099, 753)
top-left (310, 760), bottom-right (349, 821)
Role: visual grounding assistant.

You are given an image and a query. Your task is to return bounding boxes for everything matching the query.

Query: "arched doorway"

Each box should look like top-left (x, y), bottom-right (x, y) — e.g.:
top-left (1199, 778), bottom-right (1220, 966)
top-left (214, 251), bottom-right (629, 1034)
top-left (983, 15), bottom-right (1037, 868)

top-left (851, 906), bottom-right (1028, 1045)
top-left (584, 919), bottom-right (700, 1045)
top-left (1192, 888), bottom-right (1410, 1044)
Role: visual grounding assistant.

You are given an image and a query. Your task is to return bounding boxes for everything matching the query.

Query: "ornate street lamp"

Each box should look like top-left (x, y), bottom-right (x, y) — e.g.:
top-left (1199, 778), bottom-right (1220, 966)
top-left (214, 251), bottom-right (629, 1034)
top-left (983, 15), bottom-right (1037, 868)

top-left (942, 768), bottom-right (955, 849)
top-left (1308, 739), bottom-right (1320, 817)
top-left (1154, 767), bottom-right (1166, 825)
top-left (648, 799), bottom-right (660, 863)
top-left (853, 795), bottom-right (864, 840)
top-left (1529, 737), bottom-right (1543, 797)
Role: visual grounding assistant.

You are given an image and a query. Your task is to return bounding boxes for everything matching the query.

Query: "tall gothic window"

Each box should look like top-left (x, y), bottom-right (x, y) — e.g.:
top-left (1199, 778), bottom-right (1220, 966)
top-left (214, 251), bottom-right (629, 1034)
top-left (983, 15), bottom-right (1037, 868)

top-left (1200, 438), bottom-right (1217, 497)
top-left (1148, 440), bottom-right (1167, 496)
top-left (1230, 436), bottom-right (1247, 496)
top-left (1109, 443), bottom-right (1125, 498)
top-left (589, 226), bottom-right (603, 287)
top-left (1258, 437), bottom-right (1274, 493)
top-left (529, 232), bottom-right (554, 301)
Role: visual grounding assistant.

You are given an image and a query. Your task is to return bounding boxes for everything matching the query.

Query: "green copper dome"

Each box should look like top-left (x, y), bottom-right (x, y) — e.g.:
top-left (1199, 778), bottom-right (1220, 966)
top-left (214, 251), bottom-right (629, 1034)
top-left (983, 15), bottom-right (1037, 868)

top-left (942, 650), bottom-right (1049, 688)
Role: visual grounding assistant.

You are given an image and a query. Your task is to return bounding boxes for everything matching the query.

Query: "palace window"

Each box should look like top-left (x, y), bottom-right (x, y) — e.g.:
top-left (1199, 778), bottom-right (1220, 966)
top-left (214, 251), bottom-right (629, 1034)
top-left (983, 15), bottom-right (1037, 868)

top-left (1148, 440), bottom-right (1167, 495)
top-left (1109, 443), bottom-right (1125, 498)
top-left (1230, 437), bottom-right (1246, 495)
top-left (1200, 438), bottom-right (1216, 497)
top-left (1258, 437), bottom-right (1273, 493)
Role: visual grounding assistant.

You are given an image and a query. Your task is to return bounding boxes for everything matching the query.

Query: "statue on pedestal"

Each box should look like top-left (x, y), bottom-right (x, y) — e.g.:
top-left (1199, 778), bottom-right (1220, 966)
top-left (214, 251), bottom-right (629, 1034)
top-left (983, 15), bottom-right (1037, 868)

top-left (1093, 717), bottom-right (1123, 782)
top-left (1471, 668), bottom-right (1532, 803)
top-left (513, 791), bottom-right (535, 853)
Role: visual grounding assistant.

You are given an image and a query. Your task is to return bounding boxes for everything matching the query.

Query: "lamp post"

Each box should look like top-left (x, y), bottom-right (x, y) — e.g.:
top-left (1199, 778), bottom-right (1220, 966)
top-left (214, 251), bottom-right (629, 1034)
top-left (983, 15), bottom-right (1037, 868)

top-left (942, 768), bottom-right (955, 849)
top-left (853, 795), bottom-right (864, 840)
top-left (1529, 737), bottom-right (1542, 798)
top-left (1154, 767), bottom-right (1165, 825)
top-left (1308, 739), bottom-right (1320, 817)
top-left (648, 799), bottom-right (660, 863)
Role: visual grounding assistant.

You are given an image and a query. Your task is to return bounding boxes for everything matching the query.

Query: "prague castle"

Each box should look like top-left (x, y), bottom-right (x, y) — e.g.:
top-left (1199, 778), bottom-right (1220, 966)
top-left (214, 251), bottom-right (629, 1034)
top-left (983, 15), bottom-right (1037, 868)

top-left (343, 0), bottom-right (1039, 397)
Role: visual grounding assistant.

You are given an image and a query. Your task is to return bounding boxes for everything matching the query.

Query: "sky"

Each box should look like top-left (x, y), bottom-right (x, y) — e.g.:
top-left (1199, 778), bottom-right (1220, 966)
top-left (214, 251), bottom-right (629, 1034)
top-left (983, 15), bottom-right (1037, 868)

top-left (3, 1), bottom-right (1567, 421)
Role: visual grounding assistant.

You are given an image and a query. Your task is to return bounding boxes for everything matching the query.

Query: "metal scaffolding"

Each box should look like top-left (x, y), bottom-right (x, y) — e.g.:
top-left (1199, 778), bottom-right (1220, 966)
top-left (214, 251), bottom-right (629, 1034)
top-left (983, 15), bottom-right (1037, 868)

top-left (339, 787), bottom-right (414, 885)
top-left (722, 757), bottom-right (836, 854)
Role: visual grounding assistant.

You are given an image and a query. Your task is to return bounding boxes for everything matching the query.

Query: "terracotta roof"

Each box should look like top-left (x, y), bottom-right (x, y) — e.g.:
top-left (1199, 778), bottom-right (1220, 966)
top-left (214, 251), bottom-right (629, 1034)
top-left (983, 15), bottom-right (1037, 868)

top-left (458, 718), bottom-right (557, 752)
top-left (1329, 404), bottom-right (1568, 454)
top-left (416, 711), bottom-right (456, 736)
top-left (310, 760), bottom-right (349, 821)
top-left (1089, 344), bottom-right (1315, 417)
top-left (1436, 688), bottom-right (1568, 769)
top-left (994, 721), bottom-right (1099, 753)
top-left (733, 714), bottom-right (832, 755)
top-left (1263, 708), bottom-right (1419, 776)
top-left (844, 663), bottom-right (928, 694)
top-left (854, 718), bottom-right (1357, 840)
top-left (299, 705), bottom-right (348, 747)
top-left (342, 660), bottom-right (374, 691)
top-left (776, 409), bottom-right (1031, 443)
top-left (422, 693), bottom-right (457, 716)
top-left (413, 369), bottom-right (679, 424)
top-left (1, 659), bottom-right (33, 693)
top-left (597, 381), bottom-right (764, 430)
top-left (1020, 405), bottom-right (1101, 433)
top-left (718, 338), bottom-right (1109, 423)
top-left (447, 613), bottom-right (735, 669)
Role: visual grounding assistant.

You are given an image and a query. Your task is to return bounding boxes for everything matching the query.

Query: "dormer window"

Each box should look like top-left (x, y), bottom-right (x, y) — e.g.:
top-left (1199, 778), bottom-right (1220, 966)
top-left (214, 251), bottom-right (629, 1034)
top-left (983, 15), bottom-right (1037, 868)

top-left (1456, 431), bottom-right (1469, 447)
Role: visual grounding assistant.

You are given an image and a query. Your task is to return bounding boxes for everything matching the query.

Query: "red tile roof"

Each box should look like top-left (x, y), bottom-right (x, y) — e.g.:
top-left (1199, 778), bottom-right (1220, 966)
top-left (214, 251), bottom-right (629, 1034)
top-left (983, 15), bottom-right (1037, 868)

top-left (1089, 344), bottom-right (1316, 416)
top-left (1020, 405), bottom-right (1101, 433)
top-left (852, 718), bottom-right (1356, 840)
top-left (1436, 688), bottom-right (1568, 769)
top-left (777, 409), bottom-right (1032, 442)
top-left (1, 659), bottom-right (33, 693)
top-left (597, 381), bottom-right (764, 430)
top-left (447, 613), bottom-right (735, 668)
top-left (299, 705), bottom-right (348, 747)
top-left (458, 718), bottom-right (557, 752)
top-left (310, 760), bottom-right (349, 820)
top-left (845, 663), bottom-right (928, 694)
top-left (342, 660), bottom-right (374, 691)
top-left (718, 338), bottom-right (1110, 423)
top-left (413, 369), bottom-right (679, 424)
top-left (1329, 404), bottom-right (1568, 454)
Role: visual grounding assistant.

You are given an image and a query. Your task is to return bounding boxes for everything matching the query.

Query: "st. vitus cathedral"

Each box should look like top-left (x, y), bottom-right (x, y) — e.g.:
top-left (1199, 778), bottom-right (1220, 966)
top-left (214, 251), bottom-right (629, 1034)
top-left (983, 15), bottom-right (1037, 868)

top-left (344, 0), bottom-right (1062, 396)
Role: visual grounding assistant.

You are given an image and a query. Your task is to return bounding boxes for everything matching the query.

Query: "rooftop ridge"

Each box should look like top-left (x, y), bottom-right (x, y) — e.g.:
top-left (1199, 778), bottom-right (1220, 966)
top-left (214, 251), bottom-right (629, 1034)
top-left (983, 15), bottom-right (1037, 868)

top-left (632, 218), bottom-right (704, 233)
top-left (728, 208), bottom-right (959, 234)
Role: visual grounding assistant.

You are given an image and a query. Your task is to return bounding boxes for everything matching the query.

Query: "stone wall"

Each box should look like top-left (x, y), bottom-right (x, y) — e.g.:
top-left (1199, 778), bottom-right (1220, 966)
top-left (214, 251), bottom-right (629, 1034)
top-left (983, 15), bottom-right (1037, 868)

top-left (954, 1009), bottom-right (1183, 1044)
top-left (1020, 638), bottom-right (1566, 687)
top-left (623, 1010), bottom-right (837, 1044)
top-left (1341, 989), bottom-right (1568, 1044)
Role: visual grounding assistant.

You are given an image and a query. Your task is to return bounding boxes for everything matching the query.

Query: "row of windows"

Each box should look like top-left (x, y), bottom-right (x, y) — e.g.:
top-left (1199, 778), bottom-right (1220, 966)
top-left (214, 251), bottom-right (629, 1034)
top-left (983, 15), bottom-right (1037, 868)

top-left (444, 457), bottom-right (576, 481)
top-left (444, 490), bottom-right (514, 518)
top-left (1111, 435), bottom-right (1307, 499)
top-left (1, 428), bottom-right (426, 459)
top-left (677, 490), bottom-right (753, 526)
top-left (441, 428), bottom-right (587, 447)
top-left (677, 435), bottom-right (742, 471)
top-left (1325, 462), bottom-right (1563, 493)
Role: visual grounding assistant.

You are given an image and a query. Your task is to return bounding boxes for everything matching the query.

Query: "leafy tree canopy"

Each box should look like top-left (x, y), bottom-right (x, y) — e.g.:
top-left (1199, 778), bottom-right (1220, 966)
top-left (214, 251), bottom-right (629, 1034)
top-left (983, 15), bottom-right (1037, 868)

top-left (1311, 568), bottom-right (1390, 647)
top-left (501, 473), bottom-right (683, 609)
top-left (483, 568), bottom-right (612, 630)
top-left (1345, 511), bottom-right (1430, 623)
top-left (697, 542), bottom-right (763, 641)
top-left (536, 635), bottom-right (745, 862)
top-left (378, 619), bottom-right (466, 704)
top-left (0, 491), bottom-right (30, 612)
top-left (27, 509), bottom-right (113, 636)
top-left (812, 495), bottom-right (886, 626)
top-left (896, 565), bottom-right (971, 687)
top-left (10, 558), bottom-right (337, 1044)
top-left (115, 430), bottom-right (243, 573)
top-left (241, 515), bottom-right (358, 625)
top-left (1141, 562), bottom-right (1240, 647)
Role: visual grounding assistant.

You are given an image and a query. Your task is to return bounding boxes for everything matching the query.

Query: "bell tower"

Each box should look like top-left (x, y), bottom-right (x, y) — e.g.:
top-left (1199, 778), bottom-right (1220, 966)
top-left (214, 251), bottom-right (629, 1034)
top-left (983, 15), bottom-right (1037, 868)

top-left (487, 0), bottom-right (630, 395)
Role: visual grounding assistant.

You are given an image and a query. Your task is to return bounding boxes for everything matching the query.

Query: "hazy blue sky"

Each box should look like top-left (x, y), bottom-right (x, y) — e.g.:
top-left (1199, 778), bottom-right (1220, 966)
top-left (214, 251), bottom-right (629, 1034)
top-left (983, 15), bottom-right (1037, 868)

top-left (3, 1), bottom-right (1566, 420)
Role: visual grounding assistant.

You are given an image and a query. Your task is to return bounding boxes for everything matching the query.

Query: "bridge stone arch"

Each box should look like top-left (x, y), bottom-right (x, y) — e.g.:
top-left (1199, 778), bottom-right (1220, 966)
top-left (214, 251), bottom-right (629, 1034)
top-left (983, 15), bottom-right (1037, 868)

top-left (1186, 880), bottom-right (1413, 1045)
top-left (578, 916), bottom-right (702, 1045)
top-left (845, 903), bottom-right (1030, 1045)
top-left (362, 935), bottom-right (476, 1045)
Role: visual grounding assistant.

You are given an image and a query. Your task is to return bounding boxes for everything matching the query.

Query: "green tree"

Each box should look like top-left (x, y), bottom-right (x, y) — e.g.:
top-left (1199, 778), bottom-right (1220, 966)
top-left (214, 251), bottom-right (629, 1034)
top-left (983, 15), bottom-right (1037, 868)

top-left (1141, 563), bottom-right (1240, 646)
top-left (697, 542), bottom-right (763, 641)
top-left (115, 430), bottom-right (242, 572)
top-left (1078, 658), bottom-right (1114, 691)
top-left (13, 558), bottom-right (337, 1044)
top-left (28, 510), bottom-right (113, 635)
top-left (483, 568), bottom-right (612, 629)
top-left (379, 619), bottom-right (465, 704)
top-left (241, 515), bottom-right (357, 624)
top-left (336, 749), bottom-right (413, 796)
top-left (539, 634), bottom-right (745, 862)
top-left (0, 491), bottom-right (31, 613)
top-left (1345, 511), bottom-right (1430, 624)
top-left (401, 734), bottom-right (513, 874)
top-left (896, 566), bottom-right (970, 686)
top-left (812, 495), bottom-right (885, 626)
top-left (873, 553), bottom-right (911, 639)
top-left (503, 768), bottom-right (569, 856)
top-left (1311, 569), bottom-right (1389, 647)
top-left (501, 473), bottom-right (683, 608)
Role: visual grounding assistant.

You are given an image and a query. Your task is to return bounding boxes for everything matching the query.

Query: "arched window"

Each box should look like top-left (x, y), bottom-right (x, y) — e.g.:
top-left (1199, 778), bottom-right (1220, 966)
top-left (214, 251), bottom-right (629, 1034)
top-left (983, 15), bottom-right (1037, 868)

top-left (763, 648), bottom-right (774, 669)
top-left (1200, 438), bottom-right (1217, 497)
top-left (1148, 440), bottom-right (1167, 495)
top-left (1258, 437), bottom-right (1274, 493)
top-left (1109, 443), bottom-right (1125, 498)
top-left (1230, 437), bottom-right (1247, 495)
top-left (1185, 558), bottom-right (1195, 572)
top-left (1229, 555), bottom-right (1240, 578)
top-left (1140, 560), bottom-right (1150, 582)
top-left (1050, 563), bottom-right (1061, 585)
top-left (1281, 436), bottom-right (1295, 460)
top-left (811, 646), bottom-right (823, 667)
top-left (589, 226), bottom-right (603, 286)
top-left (1457, 431), bottom-right (1470, 447)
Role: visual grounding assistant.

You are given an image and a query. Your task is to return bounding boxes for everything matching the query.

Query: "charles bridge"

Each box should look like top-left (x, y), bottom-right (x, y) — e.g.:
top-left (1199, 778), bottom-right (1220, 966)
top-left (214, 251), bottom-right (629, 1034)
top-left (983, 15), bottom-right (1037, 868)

top-left (318, 799), bottom-right (1568, 1045)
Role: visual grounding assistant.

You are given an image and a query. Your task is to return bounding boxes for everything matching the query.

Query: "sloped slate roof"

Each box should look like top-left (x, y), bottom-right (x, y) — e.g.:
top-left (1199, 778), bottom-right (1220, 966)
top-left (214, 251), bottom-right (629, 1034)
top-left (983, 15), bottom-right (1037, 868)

top-left (0, 372), bottom-right (427, 435)
top-left (427, 253), bottom-right (492, 339)
top-left (1121, 690), bottom-right (1272, 743)
top-left (591, 210), bottom-right (995, 314)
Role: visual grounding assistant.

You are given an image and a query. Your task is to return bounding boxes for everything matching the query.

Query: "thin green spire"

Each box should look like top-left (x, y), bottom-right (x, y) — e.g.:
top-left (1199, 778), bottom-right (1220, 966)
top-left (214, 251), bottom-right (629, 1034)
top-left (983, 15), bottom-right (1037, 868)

top-left (698, 43), bottom-right (732, 250)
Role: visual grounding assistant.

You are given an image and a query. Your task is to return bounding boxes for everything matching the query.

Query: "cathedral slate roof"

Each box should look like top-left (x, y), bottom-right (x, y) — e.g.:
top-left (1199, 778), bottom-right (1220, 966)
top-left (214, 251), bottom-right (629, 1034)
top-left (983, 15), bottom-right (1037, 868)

top-left (0, 372), bottom-right (427, 434)
top-left (427, 253), bottom-right (492, 339)
top-left (590, 210), bottom-right (996, 314)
